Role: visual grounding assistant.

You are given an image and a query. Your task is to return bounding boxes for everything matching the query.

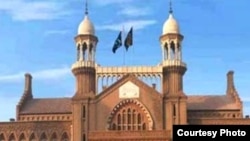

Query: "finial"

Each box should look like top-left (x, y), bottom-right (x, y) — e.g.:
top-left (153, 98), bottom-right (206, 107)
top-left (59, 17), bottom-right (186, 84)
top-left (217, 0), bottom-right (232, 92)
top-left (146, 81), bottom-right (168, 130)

top-left (169, 0), bottom-right (173, 14)
top-left (85, 0), bottom-right (88, 15)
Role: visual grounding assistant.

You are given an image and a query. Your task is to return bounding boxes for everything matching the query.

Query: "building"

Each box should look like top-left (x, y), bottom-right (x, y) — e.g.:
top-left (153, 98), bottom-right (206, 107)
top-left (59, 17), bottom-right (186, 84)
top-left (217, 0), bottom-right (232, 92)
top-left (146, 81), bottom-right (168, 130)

top-left (0, 1), bottom-right (250, 141)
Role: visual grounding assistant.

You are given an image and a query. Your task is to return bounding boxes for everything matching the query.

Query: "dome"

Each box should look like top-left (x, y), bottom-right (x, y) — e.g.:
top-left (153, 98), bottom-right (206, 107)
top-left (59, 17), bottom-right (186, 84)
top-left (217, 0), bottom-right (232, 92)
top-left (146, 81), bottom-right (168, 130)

top-left (78, 15), bottom-right (95, 35)
top-left (162, 14), bottom-right (180, 35)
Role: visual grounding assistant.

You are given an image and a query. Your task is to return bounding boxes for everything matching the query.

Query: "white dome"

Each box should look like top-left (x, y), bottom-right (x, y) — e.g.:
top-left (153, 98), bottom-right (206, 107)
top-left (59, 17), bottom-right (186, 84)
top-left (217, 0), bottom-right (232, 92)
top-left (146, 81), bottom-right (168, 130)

top-left (78, 15), bottom-right (95, 35)
top-left (162, 14), bottom-right (180, 35)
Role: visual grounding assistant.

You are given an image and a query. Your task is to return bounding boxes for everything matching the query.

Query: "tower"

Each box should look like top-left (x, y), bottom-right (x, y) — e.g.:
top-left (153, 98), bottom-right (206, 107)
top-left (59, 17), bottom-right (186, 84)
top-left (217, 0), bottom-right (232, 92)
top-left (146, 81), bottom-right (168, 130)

top-left (160, 1), bottom-right (187, 132)
top-left (71, 1), bottom-right (98, 141)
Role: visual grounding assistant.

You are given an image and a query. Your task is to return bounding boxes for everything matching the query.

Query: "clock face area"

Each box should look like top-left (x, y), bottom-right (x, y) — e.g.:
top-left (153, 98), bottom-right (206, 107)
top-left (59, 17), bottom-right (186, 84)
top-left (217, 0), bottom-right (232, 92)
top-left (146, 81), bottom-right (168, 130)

top-left (119, 81), bottom-right (139, 99)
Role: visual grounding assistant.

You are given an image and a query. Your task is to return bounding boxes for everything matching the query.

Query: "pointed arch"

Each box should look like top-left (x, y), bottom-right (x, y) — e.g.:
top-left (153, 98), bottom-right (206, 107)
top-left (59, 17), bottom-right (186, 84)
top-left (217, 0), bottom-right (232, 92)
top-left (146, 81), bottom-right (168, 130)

top-left (89, 43), bottom-right (93, 52)
top-left (40, 133), bottom-right (47, 141)
top-left (82, 42), bottom-right (87, 60)
top-left (19, 133), bottom-right (25, 141)
top-left (50, 132), bottom-right (57, 141)
top-left (29, 133), bottom-right (36, 141)
top-left (0, 133), bottom-right (5, 141)
top-left (89, 43), bottom-right (94, 61)
top-left (164, 42), bottom-right (168, 60)
top-left (61, 132), bottom-right (69, 141)
top-left (170, 41), bottom-right (175, 50)
top-left (8, 133), bottom-right (15, 141)
top-left (170, 41), bottom-right (176, 59)
top-left (82, 42), bottom-right (87, 51)
top-left (77, 44), bottom-right (81, 60)
top-left (107, 99), bottom-right (153, 130)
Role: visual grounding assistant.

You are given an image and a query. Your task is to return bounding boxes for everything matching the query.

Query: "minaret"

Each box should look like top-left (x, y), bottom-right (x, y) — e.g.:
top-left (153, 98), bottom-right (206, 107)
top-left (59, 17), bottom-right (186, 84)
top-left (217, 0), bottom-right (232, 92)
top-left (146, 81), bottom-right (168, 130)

top-left (71, 0), bottom-right (98, 141)
top-left (160, 0), bottom-right (187, 133)
top-left (72, 0), bottom-right (98, 98)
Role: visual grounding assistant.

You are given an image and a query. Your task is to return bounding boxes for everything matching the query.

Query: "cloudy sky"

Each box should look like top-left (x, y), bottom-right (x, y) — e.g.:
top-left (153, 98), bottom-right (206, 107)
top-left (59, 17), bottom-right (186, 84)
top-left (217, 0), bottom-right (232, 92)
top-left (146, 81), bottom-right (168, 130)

top-left (0, 0), bottom-right (250, 121)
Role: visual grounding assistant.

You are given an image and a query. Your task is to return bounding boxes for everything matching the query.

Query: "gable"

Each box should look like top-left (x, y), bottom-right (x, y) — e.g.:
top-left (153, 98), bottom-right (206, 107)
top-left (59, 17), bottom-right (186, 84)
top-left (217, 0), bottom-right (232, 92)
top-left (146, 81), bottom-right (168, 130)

top-left (94, 74), bottom-right (163, 130)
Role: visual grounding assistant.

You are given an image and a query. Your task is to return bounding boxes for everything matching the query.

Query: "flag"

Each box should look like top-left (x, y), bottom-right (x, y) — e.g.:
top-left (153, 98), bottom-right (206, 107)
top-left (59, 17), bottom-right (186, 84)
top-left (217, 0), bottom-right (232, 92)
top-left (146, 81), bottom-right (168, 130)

top-left (124, 27), bottom-right (133, 51)
top-left (112, 31), bottom-right (122, 53)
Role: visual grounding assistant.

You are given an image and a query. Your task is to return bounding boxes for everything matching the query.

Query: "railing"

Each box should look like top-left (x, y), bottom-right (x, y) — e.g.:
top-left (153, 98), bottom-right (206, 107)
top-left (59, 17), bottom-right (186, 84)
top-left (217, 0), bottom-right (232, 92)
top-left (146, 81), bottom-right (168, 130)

top-left (162, 60), bottom-right (186, 67)
top-left (96, 66), bottom-right (162, 77)
top-left (71, 61), bottom-right (97, 69)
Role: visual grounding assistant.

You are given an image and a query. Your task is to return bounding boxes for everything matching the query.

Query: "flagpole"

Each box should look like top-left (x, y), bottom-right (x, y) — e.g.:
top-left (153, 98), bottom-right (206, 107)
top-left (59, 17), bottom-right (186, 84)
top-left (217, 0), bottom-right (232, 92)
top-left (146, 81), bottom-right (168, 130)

top-left (122, 25), bottom-right (126, 66)
top-left (132, 27), bottom-right (134, 65)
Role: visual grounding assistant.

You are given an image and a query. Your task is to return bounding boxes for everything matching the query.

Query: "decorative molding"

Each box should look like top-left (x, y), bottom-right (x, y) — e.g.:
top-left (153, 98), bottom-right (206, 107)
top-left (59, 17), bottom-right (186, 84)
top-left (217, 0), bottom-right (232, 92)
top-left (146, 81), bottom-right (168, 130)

top-left (0, 121), bottom-right (71, 141)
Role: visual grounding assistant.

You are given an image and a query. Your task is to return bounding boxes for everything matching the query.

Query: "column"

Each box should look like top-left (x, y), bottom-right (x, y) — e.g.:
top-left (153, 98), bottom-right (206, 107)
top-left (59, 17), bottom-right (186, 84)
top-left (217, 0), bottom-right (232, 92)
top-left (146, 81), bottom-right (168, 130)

top-left (168, 42), bottom-right (171, 60)
top-left (175, 42), bottom-right (178, 60)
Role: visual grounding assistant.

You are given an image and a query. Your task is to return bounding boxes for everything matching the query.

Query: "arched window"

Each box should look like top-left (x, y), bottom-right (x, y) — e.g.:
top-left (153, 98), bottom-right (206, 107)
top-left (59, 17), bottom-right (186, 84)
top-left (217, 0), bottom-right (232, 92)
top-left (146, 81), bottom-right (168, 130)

top-left (0, 133), bottom-right (5, 141)
top-left (77, 44), bottom-right (80, 61)
top-left (173, 104), bottom-right (176, 117)
top-left (61, 133), bottom-right (69, 141)
top-left (8, 134), bottom-right (15, 141)
top-left (19, 133), bottom-right (25, 141)
top-left (40, 133), bottom-right (47, 141)
top-left (110, 101), bottom-right (149, 131)
top-left (82, 43), bottom-right (87, 61)
top-left (89, 43), bottom-right (94, 60)
top-left (170, 41), bottom-right (175, 59)
top-left (127, 108), bottom-right (131, 130)
top-left (143, 123), bottom-right (146, 130)
top-left (138, 113), bottom-right (141, 130)
top-left (51, 133), bottom-right (57, 141)
top-left (117, 114), bottom-right (121, 130)
top-left (122, 110), bottom-right (126, 130)
top-left (29, 133), bottom-right (36, 141)
top-left (132, 110), bottom-right (136, 130)
top-left (82, 105), bottom-right (86, 118)
top-left (83, 134), bottom-right (86, 141)
top-left (164, 43), bottom-right (168, 60)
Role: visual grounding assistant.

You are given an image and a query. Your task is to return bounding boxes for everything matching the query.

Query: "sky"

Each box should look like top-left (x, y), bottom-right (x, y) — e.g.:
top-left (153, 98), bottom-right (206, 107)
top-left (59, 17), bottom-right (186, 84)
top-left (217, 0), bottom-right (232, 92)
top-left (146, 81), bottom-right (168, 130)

top-left (0, 0), bottom-right (250, 121)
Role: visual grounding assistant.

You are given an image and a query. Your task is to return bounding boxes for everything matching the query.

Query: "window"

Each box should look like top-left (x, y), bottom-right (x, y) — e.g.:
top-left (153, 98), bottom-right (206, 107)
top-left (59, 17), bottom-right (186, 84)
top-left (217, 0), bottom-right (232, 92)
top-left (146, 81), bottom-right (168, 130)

top-left (173, 104), bottom-right (176, 117)
top-left (232, 114), bottom-right (236, 118)
top-left (8, 134), bottom-right (15, 141)
top-left (77, 44), bottom-right (80, 60)
top-left (110, 103), bottom-right (148, 131)
top-left (82, 105), bottom-right (86, 118)
top-left (40, 133), bottom-right (47, 141)
top-left (61, 133), bottom-right (69, 141)
top-left (51, 133), bottom-right (57, 141)
top-left (0, 134), bottom-right (5, 141)
top-left (19, 133), bottom-right (25, 141)
top-left (83, 134), bottom-right (86, 141)
top-left (29, 133), bottom-right (36, 141)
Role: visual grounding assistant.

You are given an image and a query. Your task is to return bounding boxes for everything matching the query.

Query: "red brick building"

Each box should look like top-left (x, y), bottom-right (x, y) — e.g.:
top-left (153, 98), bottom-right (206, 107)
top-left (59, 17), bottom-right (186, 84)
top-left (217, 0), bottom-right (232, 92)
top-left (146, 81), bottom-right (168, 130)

top-left (0, 2), bottom-right (250, 141)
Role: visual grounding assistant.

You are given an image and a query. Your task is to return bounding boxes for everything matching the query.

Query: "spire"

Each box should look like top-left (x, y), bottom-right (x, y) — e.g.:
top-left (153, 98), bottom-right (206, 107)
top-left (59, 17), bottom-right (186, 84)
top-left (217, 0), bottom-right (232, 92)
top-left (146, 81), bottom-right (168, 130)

top-left (169, 0), bottom-right (173, 14)
top-left (85, 0), bottom-right (88, 15)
